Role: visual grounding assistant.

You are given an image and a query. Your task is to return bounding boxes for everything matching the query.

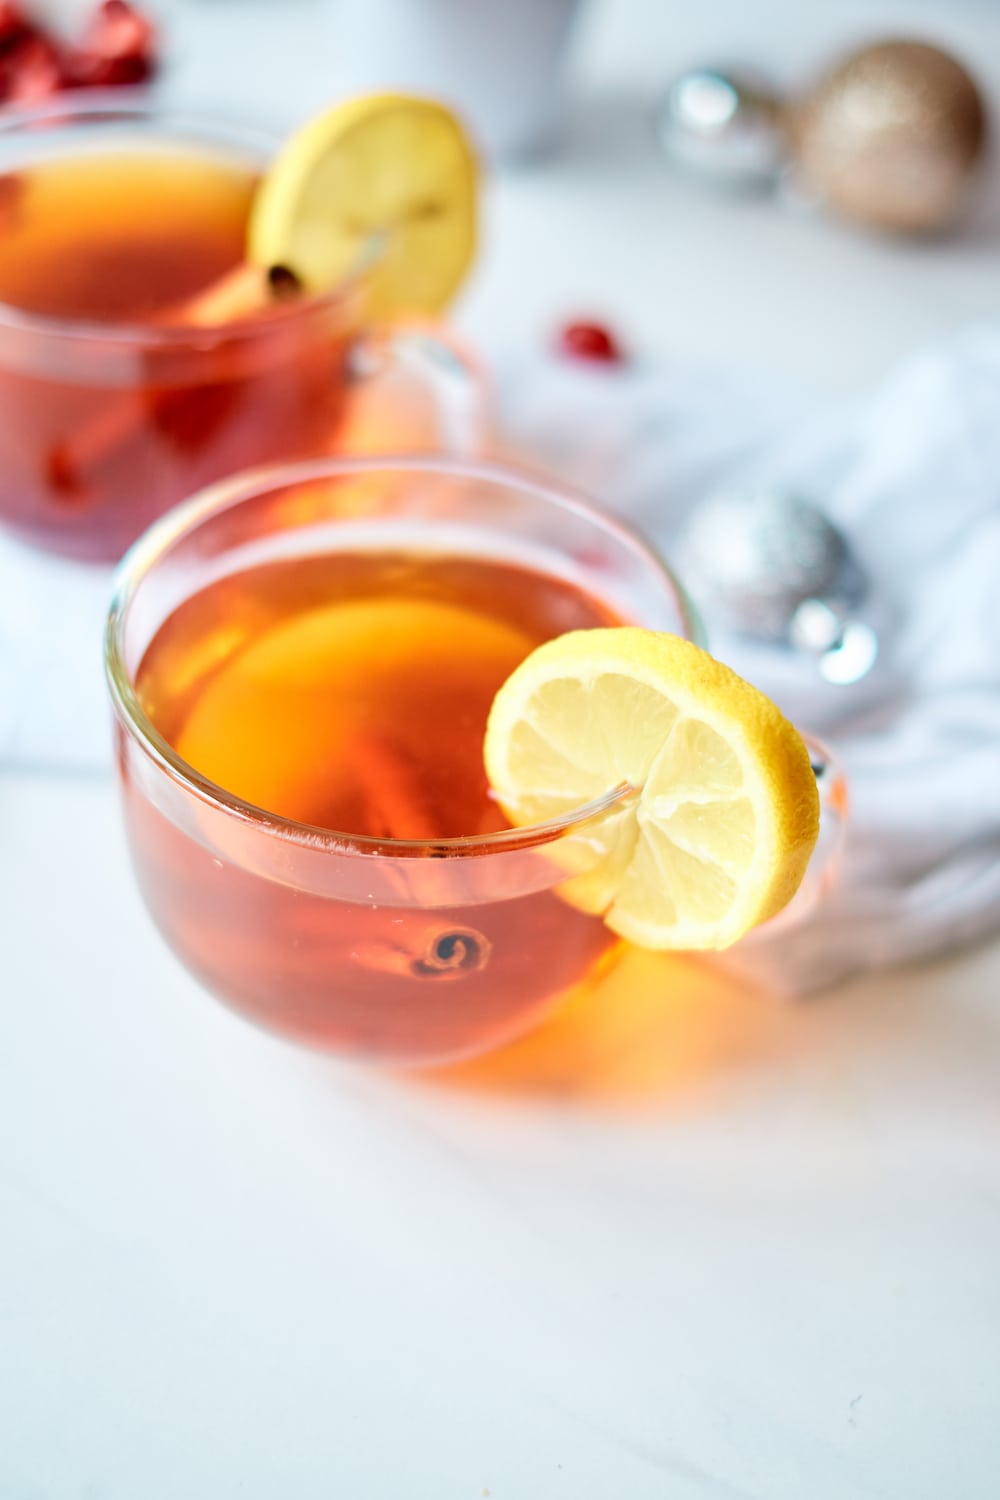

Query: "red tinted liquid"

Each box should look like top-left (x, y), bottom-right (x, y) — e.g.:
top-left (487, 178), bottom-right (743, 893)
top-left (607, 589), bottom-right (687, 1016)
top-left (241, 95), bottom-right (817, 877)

top-left (123, 548), bottom-right (624, 1062)
top-left (0, 150), bottom-right (355, 559)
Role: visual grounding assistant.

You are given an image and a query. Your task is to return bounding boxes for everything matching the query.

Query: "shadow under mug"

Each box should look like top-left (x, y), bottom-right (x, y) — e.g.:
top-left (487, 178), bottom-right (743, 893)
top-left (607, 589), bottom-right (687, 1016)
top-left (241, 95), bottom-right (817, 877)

top-left (105, 455), bottom-right (846, 1068)
top-left (0, 94), bottom-right (481, 562)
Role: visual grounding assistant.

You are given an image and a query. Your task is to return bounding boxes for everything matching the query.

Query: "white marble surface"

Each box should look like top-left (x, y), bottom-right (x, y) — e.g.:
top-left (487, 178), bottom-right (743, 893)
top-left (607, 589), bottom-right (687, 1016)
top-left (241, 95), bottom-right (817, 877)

top-left (4, 777), bottom-right (1000, 1499)
top-left (3, 2), bottom-right (1000, 1496)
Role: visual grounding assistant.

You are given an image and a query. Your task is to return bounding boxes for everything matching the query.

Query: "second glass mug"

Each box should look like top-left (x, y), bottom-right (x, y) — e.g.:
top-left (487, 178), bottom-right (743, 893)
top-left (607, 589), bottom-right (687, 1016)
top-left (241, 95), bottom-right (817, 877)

top-left (105, 456), bottom-right (846, 1067)
top-left (0, 94), bottom-right (480, 561)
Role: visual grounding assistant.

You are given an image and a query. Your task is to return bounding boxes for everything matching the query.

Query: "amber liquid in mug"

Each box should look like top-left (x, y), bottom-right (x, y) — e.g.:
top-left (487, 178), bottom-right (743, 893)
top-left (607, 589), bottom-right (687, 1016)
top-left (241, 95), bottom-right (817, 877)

top-left (0, 151), bottom-right (351, 558)
top-left (0, 152), bottom-right (254, 321)
top-left (127, 548), bottom-right (624, 1060)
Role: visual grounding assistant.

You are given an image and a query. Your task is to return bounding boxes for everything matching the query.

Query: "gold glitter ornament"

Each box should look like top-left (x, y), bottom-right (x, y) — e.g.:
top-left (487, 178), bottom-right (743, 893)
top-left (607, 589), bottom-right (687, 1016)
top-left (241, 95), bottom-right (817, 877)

top-left (789, 40), bottom-right (987, 235)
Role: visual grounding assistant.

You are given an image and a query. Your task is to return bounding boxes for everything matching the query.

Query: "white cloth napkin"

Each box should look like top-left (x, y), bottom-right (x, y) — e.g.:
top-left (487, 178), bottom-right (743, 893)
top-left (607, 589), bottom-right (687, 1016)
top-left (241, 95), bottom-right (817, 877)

top-left (3, 327), bottom-right (1000, 995)
top-left (495, 326), bottom-right (1000, 993)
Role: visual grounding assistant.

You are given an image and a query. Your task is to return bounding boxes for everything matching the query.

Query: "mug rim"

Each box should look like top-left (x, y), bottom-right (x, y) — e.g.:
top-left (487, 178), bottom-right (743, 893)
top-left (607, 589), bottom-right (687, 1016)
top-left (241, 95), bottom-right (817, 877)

top-left (104, 452), bottom-right (705, 858)
top-left (0, 89), bottom-right (373, 351)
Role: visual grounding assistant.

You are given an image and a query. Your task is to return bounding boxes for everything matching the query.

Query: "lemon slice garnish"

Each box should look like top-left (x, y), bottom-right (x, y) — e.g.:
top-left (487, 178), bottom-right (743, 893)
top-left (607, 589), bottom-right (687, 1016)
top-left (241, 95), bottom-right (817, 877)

top-left (248, 93), bottom-right (478, 318)
top-left (484, 628), bottom-right (821, 951)
top-left (174, 597), bottom-right (530, 826)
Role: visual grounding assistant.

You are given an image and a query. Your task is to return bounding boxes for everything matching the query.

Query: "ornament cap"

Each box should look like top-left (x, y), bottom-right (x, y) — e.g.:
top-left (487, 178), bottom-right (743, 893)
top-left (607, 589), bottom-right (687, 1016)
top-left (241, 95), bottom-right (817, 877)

top-left (655, 66), bottom-right (788, 188)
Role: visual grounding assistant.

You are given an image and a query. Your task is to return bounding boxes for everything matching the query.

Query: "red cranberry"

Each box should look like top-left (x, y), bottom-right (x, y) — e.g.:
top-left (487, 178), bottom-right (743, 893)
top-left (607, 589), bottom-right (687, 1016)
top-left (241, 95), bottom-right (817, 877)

top-left (67, 0), bottom-right (157, 88)
top-left (556, 320), bottom-right (626, 364)
top-left (0, 4), bottom-right (35, 53)
top-left (1, 33), bottom-right (66, 103)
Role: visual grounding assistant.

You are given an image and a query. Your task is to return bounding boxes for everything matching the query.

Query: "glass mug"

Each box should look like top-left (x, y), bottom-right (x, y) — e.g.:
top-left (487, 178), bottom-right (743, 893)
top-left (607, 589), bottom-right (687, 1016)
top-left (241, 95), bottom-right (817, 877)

top-left (105, 456), bottom-right (846, 1067)
top-left (0, 95), bottom-right (480, 561)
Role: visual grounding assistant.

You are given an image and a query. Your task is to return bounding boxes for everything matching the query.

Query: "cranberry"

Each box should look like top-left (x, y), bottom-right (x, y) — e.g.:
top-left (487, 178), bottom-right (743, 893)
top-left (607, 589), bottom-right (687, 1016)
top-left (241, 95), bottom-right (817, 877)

top-left (1, 33), bottom-right (66, 103)
top-left (66, 0), bottom-right (157, 88)
top-left (556, 320), bottom-right (626, 364)
top-left (0, 4), bottom-right (35, 53)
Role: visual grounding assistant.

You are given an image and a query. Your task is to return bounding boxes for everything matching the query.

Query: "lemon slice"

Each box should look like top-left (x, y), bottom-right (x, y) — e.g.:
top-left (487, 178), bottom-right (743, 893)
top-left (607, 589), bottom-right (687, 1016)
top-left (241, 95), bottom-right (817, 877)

top-left (484, 629), bottom-right (821, 951)
top-left (248, 93), bottom-right (478, 317)
top-left (175, 597), bottom-right (532, 827)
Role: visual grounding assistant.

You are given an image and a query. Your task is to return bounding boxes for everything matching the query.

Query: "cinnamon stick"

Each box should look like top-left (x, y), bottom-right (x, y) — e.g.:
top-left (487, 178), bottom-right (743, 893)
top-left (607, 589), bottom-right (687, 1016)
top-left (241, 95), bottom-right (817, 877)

top-left (47, 263), bottom-right (301, 496)
top-left (355, 732), bottom-right (439, 842)
top-left (163, 262), bottom-right (299, 328)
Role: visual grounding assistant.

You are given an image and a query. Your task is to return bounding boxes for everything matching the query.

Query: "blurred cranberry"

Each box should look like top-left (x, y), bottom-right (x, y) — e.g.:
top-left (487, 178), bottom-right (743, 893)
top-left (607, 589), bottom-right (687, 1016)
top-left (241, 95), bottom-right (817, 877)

top-left (0, 4), bottom-right (35, 53)
top-left (66, 0), bottom-right (157, 88)
top-left (556, 320), bottom-right (625, 364)
top-left (1, 32), bottom-right (66, 102)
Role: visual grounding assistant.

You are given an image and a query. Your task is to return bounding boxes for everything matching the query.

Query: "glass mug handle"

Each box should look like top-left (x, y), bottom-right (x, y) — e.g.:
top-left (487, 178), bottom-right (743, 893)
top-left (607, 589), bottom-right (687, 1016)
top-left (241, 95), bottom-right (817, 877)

top-left (343, 322), bottom-right (486, 455)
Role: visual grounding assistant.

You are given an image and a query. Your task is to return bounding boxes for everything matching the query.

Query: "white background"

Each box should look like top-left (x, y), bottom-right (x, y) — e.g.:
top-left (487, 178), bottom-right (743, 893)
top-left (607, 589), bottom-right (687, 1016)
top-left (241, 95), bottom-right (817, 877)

top-left (3, 2), bottom-right (1000, 1497)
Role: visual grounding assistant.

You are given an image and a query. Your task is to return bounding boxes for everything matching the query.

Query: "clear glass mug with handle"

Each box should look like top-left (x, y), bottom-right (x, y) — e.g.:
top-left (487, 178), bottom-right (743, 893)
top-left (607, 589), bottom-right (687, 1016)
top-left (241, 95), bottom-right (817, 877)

top-left (0, 94), bottom-right (481, 561)
top-left (105, 455), bottom-right (846, 1067)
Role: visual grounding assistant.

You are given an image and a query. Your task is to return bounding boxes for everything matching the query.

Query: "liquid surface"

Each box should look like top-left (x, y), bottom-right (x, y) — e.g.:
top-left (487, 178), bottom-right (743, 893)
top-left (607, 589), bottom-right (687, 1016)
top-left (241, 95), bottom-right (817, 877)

top-left (0, 147), bottom-right (351, 562)
top-left (0, 150), bottom-right (255, 322)
top-left (137, 549), bottom-right (620, 840)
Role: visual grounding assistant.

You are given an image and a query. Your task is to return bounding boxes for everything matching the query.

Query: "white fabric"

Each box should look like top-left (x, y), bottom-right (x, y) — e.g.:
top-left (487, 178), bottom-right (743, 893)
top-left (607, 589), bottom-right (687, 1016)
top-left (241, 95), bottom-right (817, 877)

top-left (495, 327), bottom-right (1000, 992)
top-left (3, 327), bottom-right (1000, 994)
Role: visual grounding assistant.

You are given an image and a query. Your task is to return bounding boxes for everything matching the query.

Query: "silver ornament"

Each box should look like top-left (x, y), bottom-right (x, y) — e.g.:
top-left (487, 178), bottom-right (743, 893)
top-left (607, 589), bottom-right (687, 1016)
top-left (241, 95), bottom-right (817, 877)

top-left (675, 488), bottom-right (878, 684)
top-left (655, 67), bottom-right (787, 188)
